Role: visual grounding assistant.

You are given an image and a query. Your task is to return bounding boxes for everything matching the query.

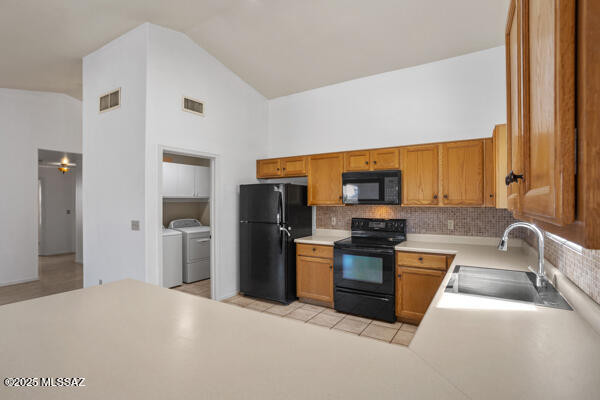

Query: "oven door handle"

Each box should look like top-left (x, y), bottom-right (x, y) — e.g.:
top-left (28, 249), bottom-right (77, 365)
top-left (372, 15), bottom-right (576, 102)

top-left (335, 247), bottom-right (394, 256)
top-left (335, 288), bottom-right (391, 302)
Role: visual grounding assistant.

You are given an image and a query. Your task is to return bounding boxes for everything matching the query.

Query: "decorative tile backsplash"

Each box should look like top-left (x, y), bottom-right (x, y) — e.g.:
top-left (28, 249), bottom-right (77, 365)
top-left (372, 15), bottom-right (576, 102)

top-left (316, 206), bottom-right (524, 238)
top-left (525, 231), bottom-right (600, 305)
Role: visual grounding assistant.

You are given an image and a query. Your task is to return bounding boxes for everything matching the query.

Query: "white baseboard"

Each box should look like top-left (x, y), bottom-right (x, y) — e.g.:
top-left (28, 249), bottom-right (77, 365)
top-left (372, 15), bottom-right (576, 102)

top-left (0, 276), bottom-right (38, 287)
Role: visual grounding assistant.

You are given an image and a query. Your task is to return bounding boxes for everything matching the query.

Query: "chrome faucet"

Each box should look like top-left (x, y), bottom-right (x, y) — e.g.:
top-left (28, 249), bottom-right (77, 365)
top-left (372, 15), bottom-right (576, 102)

top-left (498, 222), bottom-right (546, 287)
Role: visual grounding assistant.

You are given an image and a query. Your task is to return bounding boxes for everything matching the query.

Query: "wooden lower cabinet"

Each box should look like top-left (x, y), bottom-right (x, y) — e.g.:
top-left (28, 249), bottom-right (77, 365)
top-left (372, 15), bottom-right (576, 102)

top-left (296, 245), bottom-right (334, 305)
top-left (396, 251), bottom-right (451, 324)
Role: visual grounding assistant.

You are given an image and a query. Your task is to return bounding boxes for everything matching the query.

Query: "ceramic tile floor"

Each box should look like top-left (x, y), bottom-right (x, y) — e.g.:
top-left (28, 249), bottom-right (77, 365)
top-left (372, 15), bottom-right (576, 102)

top-left (172, 278), bottom-right (211, 298)
top-left (222, 295), bottom-right (416, 346)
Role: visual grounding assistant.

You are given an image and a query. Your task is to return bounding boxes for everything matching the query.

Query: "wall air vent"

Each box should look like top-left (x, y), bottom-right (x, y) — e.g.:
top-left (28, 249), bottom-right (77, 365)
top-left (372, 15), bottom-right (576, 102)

top-left (99, 88), bottom-right (120, 112)
top-left (183, 97), bottom-right (204, 116)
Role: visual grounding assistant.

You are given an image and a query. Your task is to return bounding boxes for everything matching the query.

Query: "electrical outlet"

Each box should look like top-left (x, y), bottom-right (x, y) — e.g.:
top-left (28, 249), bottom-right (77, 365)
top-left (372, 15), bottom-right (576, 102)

top-left (448, 220), bottom-right (454, 230)
top-left (131, 220), bottom-right (140, 231)
top-left (331, 216), bottom-right (336, 226)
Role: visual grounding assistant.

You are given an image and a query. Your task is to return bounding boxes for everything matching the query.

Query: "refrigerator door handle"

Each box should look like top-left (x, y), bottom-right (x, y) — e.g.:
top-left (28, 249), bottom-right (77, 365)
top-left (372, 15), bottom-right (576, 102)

top-left (276, 190), bottom-right (283, 224)
top-left (279, 226), bottom-right (291, 237)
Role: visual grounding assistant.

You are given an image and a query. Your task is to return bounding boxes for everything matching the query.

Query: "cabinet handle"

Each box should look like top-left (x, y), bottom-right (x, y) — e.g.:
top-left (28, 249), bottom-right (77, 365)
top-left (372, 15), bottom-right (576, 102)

top-left (276, 168), bottom-right (280, 171)
top-left (418, 257), bottom-right (423, 261)
top-left (397, 273), bottom-right (402, 278)
top-left (312, 247), bottom-right (316, 252)
top-left (489, 194), bottom-right (494, 198)
top-left (329, 265), bottom-right (333, 270)
top-left (443, 194), bottom-right (448, 199)
top-left (505, 170), bottom-right (523, 186)
top-left (283, 167), bottom-right (286, 171)
top-left (433, 194), bottom-right (438, 199)
top-left (365, 161), bottom-right (369, 165)
top-left (373, 160), bottom-right (377, 165)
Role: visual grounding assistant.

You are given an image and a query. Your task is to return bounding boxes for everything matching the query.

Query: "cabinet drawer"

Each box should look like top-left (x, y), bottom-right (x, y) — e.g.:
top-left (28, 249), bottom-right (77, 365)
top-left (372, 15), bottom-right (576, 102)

top-left (297, 243), bottom-right (333, 259)
top-left (396, 252), bottom-right (447, 271)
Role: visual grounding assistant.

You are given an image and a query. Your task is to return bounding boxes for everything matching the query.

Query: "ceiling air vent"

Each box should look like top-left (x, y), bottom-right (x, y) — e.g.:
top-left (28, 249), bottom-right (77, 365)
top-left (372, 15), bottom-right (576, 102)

top-left (99, 88), bottom-right (120, 112)
top-left (183, 97), bottom-right (204, 116)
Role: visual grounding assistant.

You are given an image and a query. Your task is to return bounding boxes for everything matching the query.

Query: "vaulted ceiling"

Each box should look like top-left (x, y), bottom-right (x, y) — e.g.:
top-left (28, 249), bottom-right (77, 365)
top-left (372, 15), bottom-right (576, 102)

top-left (0, 0), bottom-right (510, 100)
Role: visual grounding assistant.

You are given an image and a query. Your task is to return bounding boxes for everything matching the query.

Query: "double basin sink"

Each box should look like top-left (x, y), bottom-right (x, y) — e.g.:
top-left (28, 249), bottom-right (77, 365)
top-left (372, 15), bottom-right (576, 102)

top-left (445, 265), bottom-right (572, 310)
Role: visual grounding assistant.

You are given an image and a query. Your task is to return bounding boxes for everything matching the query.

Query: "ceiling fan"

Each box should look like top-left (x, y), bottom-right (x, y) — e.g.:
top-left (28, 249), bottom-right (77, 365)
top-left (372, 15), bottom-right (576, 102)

top-left (39, 156), bottom-right (77, 174)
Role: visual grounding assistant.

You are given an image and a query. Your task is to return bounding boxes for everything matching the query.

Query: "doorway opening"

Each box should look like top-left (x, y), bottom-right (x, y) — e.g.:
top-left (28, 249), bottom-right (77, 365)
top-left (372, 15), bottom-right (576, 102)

top-left (159, 148), bottom-right (216, 300)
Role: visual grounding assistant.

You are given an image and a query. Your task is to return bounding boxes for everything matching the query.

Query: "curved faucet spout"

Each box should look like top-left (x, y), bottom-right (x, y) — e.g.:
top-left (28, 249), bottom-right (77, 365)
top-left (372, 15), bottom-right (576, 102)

top-left (498, 222), bottom-right (545, 286)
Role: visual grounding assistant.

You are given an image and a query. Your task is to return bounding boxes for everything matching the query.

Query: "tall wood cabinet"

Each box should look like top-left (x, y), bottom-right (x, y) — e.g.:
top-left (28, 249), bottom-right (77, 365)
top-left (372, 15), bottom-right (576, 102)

top-left (307, 153), bottom-right (344, 205)
top-left (401, 145), bottom-right (439, 205)
top-left (505, 0), bottom-right (576, 225)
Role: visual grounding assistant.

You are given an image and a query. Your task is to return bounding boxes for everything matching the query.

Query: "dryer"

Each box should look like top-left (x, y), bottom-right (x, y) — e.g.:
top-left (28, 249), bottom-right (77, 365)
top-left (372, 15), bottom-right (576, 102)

top-left (168, 219), bottom-right (211, 283)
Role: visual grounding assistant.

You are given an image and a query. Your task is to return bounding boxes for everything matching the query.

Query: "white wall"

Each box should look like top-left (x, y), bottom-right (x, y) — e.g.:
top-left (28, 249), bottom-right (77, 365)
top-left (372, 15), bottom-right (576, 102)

top-left (145, 25), bottom-right (268, 299)
top-left (75, 165), bottom-right (83, 263)
top-left (82, 24), bottom-right (148, 287)
top-left (83, 24), bottom-right (269, 298)
top-left (0, 88), bottom-right (81, 286)
top-left (38, 166), bottom-right (76, 255)
top-left (267, 46), bottom-right (506, 157)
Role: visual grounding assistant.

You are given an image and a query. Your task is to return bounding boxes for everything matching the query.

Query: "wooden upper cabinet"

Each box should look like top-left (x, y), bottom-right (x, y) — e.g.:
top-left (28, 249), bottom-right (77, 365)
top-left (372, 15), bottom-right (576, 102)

top-left (493, 124), bottom-right (508, 209)
top-left (518, 0), bottom-right (576, 226)
top-left (256, 159), bottom-right (281, 178)
top-left (370, 148), bottom-right (400, 170)
top-left (344, 150), bottom-right (371, 172)
top-left (506, 0), bottom-right (522, 213)
top-left (441, 140), bottom-right (485, 206)
top-left (308, 153), bottom-right (344, 205)
top-left (484, 138), bottom-right (496, 207)
top-left (281, 156), bottom-right (308, 177)
top-left (401, 145), bottom-right (439, 205)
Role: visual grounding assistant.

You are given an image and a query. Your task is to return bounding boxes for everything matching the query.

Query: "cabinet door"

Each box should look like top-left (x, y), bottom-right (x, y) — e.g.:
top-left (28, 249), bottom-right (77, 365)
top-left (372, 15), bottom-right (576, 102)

top-left (194, 166), bottom-right (211, 198)
top-left (256, 159), bottom-right (282, 178)
top-left (396, 266), bottom-right (444, 323)
top-left (162, 162), bottom-right (178, 197)
top-left (343, 151), bottom-right (371, 172)
top-left (484, 138), bottom-right (496, 207)
top-left (493, 124), bottom-right (508, 209)
top-left (308, 153), bottom-right (343, 205)
top-left (296, 255), bottom-right (333, 304)
top-left (282, 156), bottom-right (308, 177)
top-left (519, 0), bottom-right (575, 225)
top-left (401, 145), bottom-right (439, 205)
top-left (441, 140), bottom-right (484, 206)
top-left (370, 148), bottom-right (400, 170)
top-left (178, 164), bottom-right (197, 197)
top-left (505, 0), bottom-right (522, 213)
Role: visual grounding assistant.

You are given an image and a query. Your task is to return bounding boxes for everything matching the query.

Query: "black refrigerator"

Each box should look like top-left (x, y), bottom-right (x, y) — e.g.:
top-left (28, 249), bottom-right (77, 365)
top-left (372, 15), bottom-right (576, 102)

top-left (239, 184), bottom-right (312, 304)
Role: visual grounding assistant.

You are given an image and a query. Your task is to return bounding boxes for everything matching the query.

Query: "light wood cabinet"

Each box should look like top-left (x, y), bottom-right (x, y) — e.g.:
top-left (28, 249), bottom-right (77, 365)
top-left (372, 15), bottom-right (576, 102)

top-left (441, 140), bottom-right (485, 206)
top-left (343, 150), bottom-right (371, 172)
top-left (308, 153), bottom-right (344, 205)
top-left (396, 251), bottom-right (451, 324)
top-left (370, 148), bottom-right (400, 170)
top-left (484, 138), bottom-right (496, 207)
top-left (493, 124), bottom-right (508, 209)
top-left (505, 0), bottom-right (576, 226)
top-left (401, 145), bottom-right (439, 205)
top-left (396, 266), bottom-right (445, 324)
top-left (281, 156), bottom-right (308, 177)
top-left (256, 159), bottom-right (281, 178)
top-left (296, 244), bottom-right (333, 305)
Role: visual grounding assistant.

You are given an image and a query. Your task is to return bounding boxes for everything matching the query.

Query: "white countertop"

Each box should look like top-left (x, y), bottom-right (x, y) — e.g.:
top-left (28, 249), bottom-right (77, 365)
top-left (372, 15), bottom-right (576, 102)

top-left (1, 235), bottom-right (599, 399)
top-left (295, 232), bottom-right (600, 399)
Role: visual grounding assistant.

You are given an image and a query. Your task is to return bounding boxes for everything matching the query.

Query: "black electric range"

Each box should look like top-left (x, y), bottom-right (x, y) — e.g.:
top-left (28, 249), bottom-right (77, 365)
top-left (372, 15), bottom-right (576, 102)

top-left (333, 218), bottom-right (406, 322)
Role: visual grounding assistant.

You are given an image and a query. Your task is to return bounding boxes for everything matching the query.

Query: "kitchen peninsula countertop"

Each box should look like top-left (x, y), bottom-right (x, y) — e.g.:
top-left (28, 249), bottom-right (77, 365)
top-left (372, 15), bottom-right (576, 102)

top-left (295, 231), bottom-right (600, 399)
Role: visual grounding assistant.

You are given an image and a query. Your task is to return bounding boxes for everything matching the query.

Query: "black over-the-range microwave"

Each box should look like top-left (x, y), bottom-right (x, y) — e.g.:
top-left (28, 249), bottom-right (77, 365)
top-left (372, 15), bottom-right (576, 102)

top-left (341, 170), bottom-right (402, 205)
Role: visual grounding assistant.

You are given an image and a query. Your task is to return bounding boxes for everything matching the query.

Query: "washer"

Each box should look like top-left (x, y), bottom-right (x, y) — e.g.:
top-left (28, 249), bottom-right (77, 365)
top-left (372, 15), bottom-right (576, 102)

top-left (168, 219), bottom-right (211, 283)
top-left (162, 227), bottom-right (182, 288)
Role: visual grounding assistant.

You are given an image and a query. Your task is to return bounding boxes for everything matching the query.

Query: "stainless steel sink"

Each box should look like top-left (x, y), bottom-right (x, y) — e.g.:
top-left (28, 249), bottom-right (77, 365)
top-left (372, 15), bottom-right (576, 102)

top-left (445, 265), bottom-right (572, 310)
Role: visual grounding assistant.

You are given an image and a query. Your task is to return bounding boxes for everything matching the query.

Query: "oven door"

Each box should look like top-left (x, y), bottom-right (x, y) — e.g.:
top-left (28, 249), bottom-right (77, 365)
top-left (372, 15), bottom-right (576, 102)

top-left (333, 246), bottom-right (395, 295)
